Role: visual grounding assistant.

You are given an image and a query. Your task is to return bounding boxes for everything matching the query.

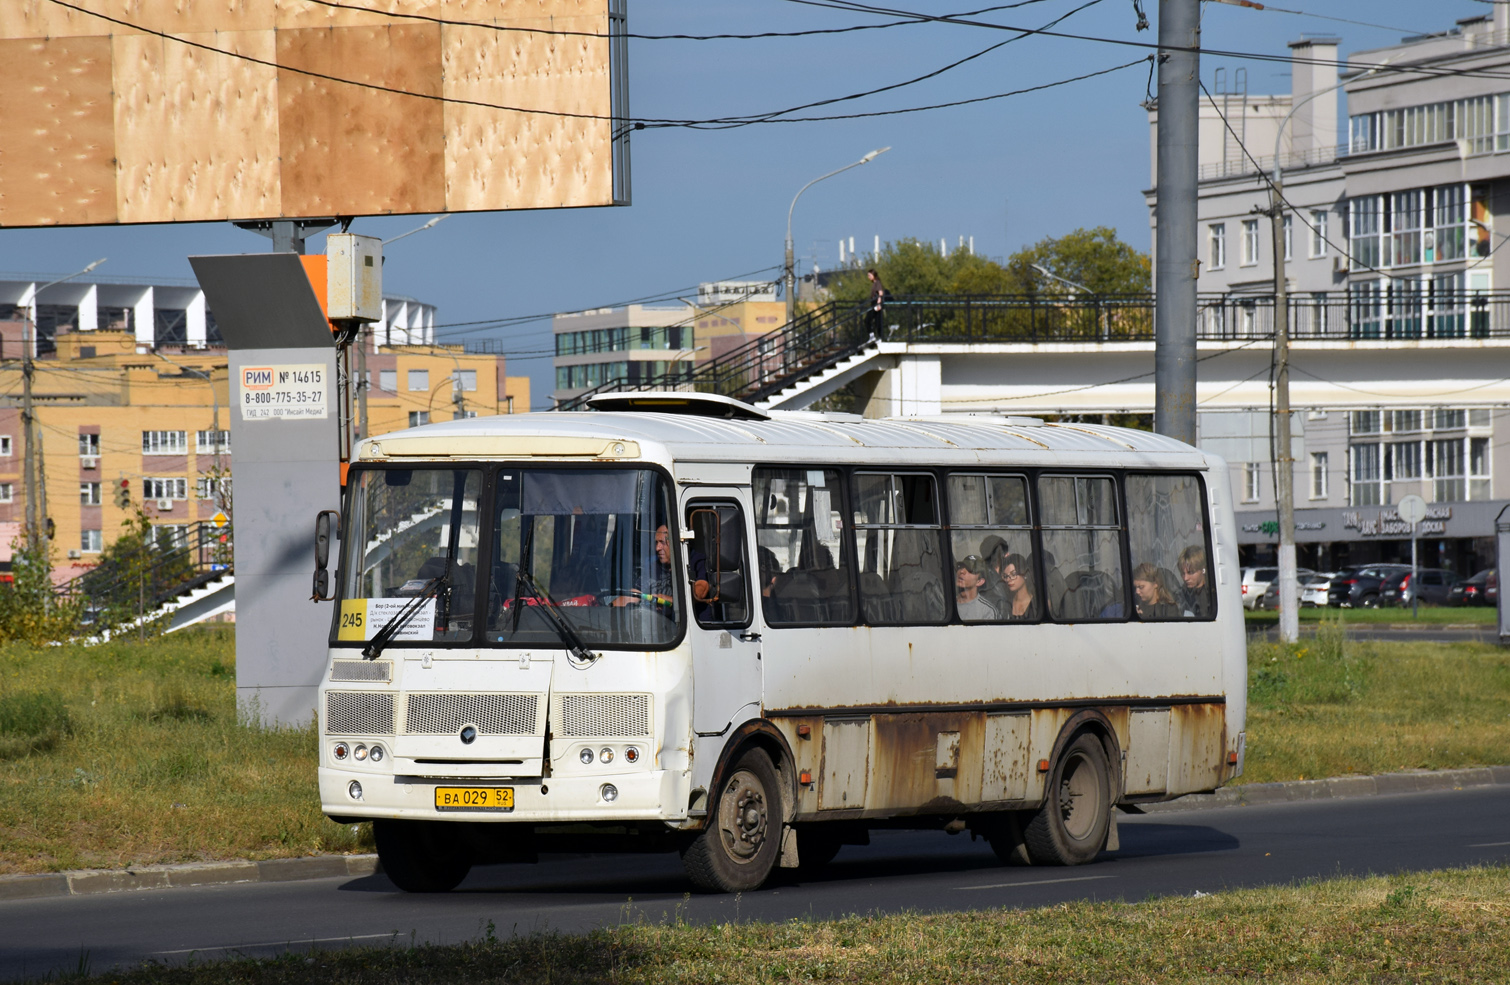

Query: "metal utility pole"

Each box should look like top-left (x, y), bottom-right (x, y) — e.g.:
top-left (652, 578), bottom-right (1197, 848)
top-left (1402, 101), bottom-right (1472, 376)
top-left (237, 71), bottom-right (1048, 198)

top-left (1267, 188), bottom-right (1299, 642)
top-left (1154, 0), bottom-right (1200, 445)
top-left (785, 148), bottom-right (890, 326)
top-left (23, 259), bottom-right (107, 553)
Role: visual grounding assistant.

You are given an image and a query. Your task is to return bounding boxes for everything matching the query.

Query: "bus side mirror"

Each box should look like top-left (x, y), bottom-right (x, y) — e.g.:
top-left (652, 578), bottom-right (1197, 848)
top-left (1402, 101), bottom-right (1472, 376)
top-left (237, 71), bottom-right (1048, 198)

top-left (689, 508), bottom-right (721, 602)
top-left (313, 509), bottom-right (339, 602)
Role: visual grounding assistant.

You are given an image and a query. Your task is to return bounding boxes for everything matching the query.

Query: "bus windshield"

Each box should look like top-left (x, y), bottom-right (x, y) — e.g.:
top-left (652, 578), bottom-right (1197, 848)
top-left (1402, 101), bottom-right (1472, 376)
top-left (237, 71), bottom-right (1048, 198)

top-left (336, 466), bottom-right (680, 649)
top-left (488, 468), bottom-right (679, 648)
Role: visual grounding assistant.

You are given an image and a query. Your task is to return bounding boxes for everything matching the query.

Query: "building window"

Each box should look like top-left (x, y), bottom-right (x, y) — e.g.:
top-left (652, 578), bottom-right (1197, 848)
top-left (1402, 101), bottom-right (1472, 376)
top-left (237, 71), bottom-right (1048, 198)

top-left (1310, 452), bottom-right (1328, 499)
top-left (142, 431), bottom-right (188, 455)
top-left (454, 369), bottom-right (477, 392)
top-left (1469, 408), bottom-right (1492, 429)
top-left (1350, 443), bottom-right (1382, 505)
top-left (1390, 441), bottom-right (1422, 480)
top-left (1242, 462), bottom-right (1261, 503)
top-left (453, 410), bottom-right (478, 420)
top-left (0, 483), bottom-right (13, 503)
top-left (78, 434), bottom-right (99, 457)
top-left (80, 482), bottom-right (101, 505)
top-left (379, 369), bottom-right (397, 392)
top-left (1283, 215), bottom-right (1293, 261)
top-left (1241, 219), bottom-right (1260, 266)
top-left (1471, 437), bottom-right (1491, 500)
top-left (1208, 224), bottom-right (1226, 269)
top-left (196, 477), bottom-right (231, 501)
top-left (1391, 190), bottom-right (1423, 267)
top-left (0, 436), bottom-right (11, 458)
top-left (1389, 409), bottom-right (1422, 433)
top-left (1350, 410), bottom-right (1382, 435)
top-left (1309, 211), bottom-right (1328, 257)
top-left (408, 411), bottom-right (430, 427)
top-left (1433, 408), bottom-right (1465, 430)
top-left (1432, 184), bottom-right (1465, 262)
top-left (143, 477), bottom-right (188, 501)
top-left (408, 369), bottom-right (429, 392)
top-left (195, 430), bottom-right (230, 454)
top-left (81, 529), bottom-right (103, 554)
top-left (1430, 438), bottom-right (1465, 501)
top-left (1349, 196), bottom-right (1382, 270)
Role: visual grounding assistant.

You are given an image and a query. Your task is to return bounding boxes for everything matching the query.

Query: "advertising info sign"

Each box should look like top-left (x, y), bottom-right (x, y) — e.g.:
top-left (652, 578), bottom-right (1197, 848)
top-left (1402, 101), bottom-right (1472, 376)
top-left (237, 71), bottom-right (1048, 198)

top-left (239, 364), bottom-right (329, 421)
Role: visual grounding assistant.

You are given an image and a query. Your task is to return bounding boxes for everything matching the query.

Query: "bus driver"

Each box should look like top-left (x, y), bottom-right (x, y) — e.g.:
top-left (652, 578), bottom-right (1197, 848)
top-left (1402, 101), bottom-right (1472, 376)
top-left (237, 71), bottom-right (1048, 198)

top-left (612, 524), bottom-right (710, 610)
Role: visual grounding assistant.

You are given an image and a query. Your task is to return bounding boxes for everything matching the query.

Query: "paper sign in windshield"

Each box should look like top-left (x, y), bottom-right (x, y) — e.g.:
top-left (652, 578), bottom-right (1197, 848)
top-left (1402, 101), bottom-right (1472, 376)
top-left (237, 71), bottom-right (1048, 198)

top-left (338, 598), bottom-right (436, 641)
top-left (239, 364), bottom-right (328, 420)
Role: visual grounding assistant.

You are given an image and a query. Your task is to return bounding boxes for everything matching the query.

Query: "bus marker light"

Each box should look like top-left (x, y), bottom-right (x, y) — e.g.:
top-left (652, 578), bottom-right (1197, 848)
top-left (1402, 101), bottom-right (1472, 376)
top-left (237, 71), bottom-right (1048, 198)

top-left (624, 746), bottom-right (640, 764)
top-left (600, 784), bottom-right (618, 802)
top-left (599, 747), bottom-right (614, 764)
top-left (580, 748), bottom-right (594, 765)
top-left (348, 781), bottom-right (363, 800)
top-left (1228, 751), bottom-right (1239, 764)
top-left (333, 742), bottom-right (349, 761)
top-left (796, 724), bottom-right (811, 737)
top-left (799, 771), bottom-right (812, 785)
top-left (1037, 759), bottom-right (1050, 773)
top-left (354, 744), bottom-right (369, 761)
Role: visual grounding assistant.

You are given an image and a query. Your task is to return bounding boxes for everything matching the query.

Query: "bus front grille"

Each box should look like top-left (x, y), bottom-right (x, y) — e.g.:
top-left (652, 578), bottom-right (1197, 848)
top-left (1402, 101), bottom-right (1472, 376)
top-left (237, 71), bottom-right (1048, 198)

top-left (404, 693), bottom-right (540, 735)
top-left (326, 691), bottom-right (396, 735)
top-left (556, 694), bottom-right (651, 738)
top-left (330, 659), bottom-right (392, 683)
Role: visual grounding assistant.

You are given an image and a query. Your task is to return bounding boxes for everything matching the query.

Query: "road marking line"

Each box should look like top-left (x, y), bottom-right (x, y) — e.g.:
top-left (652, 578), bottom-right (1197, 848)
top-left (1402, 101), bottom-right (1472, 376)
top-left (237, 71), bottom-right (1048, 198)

top-left (1469, 841), bottom-right (1510, 848)
top-left (155, 933), bottom-right (400, 956)
top-left (958, 875), bottom-right (1111, 891)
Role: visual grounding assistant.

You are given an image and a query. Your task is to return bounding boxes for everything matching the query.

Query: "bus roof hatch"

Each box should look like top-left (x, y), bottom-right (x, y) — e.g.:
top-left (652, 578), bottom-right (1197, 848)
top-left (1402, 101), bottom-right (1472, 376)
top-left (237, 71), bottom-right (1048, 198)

top-left (584, 392), bottom-right (771, 421)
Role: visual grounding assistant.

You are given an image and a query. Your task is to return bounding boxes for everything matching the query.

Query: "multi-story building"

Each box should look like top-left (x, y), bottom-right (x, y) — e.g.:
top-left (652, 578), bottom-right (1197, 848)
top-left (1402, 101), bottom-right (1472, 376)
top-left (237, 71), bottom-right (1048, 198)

top-left (0, 273), bottom-right (528, 582)
top-left (551, 281), bottom-right (783, 406)
top-left (1143, 7), bottom-right (1510, 573)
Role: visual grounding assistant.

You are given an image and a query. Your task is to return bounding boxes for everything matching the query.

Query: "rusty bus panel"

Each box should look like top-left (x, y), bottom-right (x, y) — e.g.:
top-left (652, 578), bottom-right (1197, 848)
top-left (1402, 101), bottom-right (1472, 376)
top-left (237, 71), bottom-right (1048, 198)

top-left (981, 713), bottom-right (1030, 801)
top-left (869, 712), bottom-right (985, 812)
top-left (1124, 708), bottom-right (1171, 795)
top-left (819, 718), bottom-right (871, 810)
top-left (1024, 707), bottom-right (1072, 805)
top-left (1168, 703), bottom-right (1226, 795)
top-left (774, 716), bottom-right (824, 815)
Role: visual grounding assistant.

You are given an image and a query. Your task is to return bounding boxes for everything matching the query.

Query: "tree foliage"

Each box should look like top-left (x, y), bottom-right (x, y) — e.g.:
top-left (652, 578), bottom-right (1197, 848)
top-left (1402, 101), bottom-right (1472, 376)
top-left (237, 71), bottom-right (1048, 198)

top-left (0, 538), bottom-right (82, 645)
top-left (822, 226), bottom-right (1149, 305)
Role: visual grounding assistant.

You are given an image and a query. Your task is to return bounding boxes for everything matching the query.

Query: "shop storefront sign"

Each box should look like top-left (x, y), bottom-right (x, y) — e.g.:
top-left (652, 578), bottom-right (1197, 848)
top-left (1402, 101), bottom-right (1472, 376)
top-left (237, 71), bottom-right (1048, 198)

top-left (1342, 505), bottom-right (1451, 537)
top-left (1241, 521), bottom-right (1327, 536)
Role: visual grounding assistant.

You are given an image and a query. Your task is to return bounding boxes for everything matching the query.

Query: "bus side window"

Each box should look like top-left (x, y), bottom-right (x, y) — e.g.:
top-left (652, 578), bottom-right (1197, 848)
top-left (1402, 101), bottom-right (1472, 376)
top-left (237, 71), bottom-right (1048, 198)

top-left (687, 503), bottom-right (751, 628)
top-left (753, 468), bottom-right (855, 627)
top-left (1126, 473), bottom-right (1212, 621)
top-left (853, 472), bottom-right (947, 625)
top-left (1038, 475), bottom-right (1126, 621)
top-left (945, 473), bottom-right (1036, 623)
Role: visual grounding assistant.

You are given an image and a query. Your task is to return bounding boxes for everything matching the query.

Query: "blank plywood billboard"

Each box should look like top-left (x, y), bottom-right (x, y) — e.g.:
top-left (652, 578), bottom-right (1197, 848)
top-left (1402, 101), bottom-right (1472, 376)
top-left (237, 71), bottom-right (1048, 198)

top-left (0, 0), bottom-right (626, 227)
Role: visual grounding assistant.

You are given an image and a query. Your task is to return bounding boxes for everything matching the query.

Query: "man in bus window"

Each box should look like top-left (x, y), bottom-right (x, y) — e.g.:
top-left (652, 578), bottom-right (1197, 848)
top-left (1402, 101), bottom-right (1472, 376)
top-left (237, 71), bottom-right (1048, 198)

top-left (1178, 545), bottom-right (1212, 618)
top-left (612, 524), bottom-right (710, 613)
top-left (980, 535), bottom-right (1011, 611)
top-left (955, 555), bottom-right (998, 622)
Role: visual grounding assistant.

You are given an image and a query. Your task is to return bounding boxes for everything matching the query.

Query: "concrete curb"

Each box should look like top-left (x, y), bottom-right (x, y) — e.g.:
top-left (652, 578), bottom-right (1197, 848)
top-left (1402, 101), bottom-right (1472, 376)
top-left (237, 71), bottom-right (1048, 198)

top-left (1137, 764), bottom-right (1510, 814)
top-left (3, 765), bottom-right (1508, 902)
top-left (0, 855), bottom-right (377, 903)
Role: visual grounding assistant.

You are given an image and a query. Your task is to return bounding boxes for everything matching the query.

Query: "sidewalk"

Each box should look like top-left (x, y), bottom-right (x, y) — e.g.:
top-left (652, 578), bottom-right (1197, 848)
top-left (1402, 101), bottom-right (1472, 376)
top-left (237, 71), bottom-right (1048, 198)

top-left (2, 764), bottom-right (1507, 902)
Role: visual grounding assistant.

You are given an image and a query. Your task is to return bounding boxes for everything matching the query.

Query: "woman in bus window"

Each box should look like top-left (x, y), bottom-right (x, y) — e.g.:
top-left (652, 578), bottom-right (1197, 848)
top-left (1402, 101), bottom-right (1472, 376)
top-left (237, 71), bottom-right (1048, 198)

top-left (1000, 553), bottom-right (1038, 621)
top-left (1133, 562), bottom-right (1180, 620)
top-left (1178, 545), bottom-right (1212, 618)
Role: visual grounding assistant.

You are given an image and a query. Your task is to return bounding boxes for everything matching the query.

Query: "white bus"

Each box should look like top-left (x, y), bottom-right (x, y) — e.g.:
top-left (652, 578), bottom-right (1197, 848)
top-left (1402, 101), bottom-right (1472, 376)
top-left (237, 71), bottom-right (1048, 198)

top-left (314, 393), bottom-right (1246, 893)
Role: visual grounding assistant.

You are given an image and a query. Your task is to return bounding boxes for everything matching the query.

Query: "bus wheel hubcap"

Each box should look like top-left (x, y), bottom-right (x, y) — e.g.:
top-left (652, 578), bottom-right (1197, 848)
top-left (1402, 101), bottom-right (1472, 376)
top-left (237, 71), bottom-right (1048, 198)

top-left (720, 772), bottom-right (767, 860)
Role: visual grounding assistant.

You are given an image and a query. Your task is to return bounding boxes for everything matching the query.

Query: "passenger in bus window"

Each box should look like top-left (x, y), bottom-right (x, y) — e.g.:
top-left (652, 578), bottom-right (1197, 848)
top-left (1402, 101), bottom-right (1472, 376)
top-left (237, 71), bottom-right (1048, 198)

top-left (954, 556), bottom-right (998, 621)
top-left (1178, 545), bottom-right (1212, 618)
top-left (1000, 553), bottom-right (1038, 620)
top-left (612, 524), bottom-right (709, 612)
top-left (979, 534), bottom-right (1011, 610)
top-left (1132, 562), bottom-right (1180, 620)
top-left (757, 546), bottom-right (781, 597)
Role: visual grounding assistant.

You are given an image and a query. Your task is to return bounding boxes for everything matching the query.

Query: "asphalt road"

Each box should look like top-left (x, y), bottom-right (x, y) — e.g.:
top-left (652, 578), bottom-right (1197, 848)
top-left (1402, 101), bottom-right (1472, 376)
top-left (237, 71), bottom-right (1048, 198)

top-left (5, 785), bottom-right (1510, 981)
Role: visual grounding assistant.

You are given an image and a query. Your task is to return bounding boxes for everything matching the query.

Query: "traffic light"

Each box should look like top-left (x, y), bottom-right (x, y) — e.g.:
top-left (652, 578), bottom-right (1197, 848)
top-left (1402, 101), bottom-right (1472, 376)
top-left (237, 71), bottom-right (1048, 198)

top-left (115, 479), bottom-right (131, 509)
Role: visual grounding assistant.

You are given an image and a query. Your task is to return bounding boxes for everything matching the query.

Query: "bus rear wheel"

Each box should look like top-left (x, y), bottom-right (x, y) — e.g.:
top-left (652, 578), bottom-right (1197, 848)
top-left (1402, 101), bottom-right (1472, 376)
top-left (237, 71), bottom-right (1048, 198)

top-left (682, 748), bottom-right (781, 892)
top-left (1024, 734), bottom-right (1112, 866)
top-left (374, 819), bottom-right (473, 893)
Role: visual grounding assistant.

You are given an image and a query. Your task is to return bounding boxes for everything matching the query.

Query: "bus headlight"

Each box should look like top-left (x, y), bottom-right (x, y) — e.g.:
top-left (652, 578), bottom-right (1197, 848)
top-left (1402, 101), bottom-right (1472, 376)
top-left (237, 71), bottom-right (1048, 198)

top-left (348, 781), bottom-right (363, 800)
top-left (354, 744), bottom-right (369, 761)
top-left (600, 783), bottom-right (618, 803)
top-left (580, 748), bottom-right (594, 765)
top-left (369, 745), bottom-right (384, 763)
top-left (333, 742), bottom-right (349, 761)
top-left (598, 747), bottom-right (614, 764)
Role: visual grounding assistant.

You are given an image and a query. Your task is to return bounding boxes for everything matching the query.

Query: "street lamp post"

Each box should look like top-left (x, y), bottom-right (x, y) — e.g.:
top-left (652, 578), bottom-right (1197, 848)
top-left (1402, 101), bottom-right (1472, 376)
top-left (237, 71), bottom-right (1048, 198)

top-left (23, 258), bottom-right (106, 554)
top-left (785, 148), bottom-right (890, 326)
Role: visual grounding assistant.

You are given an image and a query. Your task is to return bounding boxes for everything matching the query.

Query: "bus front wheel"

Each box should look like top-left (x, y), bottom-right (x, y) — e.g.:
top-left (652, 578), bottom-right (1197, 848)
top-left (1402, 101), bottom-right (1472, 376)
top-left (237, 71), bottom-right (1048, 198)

top-left (374, 819), bottom-right (473, 893)
top-left (1023, 734), bottom-right (1112, 866)
top-left (682, 748), bottom-right (781, 892)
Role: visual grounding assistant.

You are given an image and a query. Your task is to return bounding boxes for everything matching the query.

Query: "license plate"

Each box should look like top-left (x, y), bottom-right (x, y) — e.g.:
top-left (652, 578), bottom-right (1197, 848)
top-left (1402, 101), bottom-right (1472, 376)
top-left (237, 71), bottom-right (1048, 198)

top-left (434, 786), bottom-right (514, 812)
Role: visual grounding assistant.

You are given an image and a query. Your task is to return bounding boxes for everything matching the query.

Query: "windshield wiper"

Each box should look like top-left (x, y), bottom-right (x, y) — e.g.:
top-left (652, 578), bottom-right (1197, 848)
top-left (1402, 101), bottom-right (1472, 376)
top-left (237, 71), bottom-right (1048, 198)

top-left (363, 578), bottom-right (442, 660)
top-left (513, 568), bottom-right (597, 665)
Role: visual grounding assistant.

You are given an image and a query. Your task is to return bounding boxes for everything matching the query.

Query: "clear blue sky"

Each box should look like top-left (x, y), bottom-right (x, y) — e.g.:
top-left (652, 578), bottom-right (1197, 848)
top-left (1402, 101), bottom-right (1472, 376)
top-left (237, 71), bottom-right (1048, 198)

top-left (0, 1), bottom-right (1491, 407)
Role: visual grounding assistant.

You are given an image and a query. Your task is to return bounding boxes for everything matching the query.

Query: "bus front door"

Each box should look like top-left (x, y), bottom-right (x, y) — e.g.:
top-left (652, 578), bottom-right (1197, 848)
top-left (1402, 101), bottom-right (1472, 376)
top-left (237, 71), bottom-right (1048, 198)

top-left (685, 498), bottom-right (762, 735)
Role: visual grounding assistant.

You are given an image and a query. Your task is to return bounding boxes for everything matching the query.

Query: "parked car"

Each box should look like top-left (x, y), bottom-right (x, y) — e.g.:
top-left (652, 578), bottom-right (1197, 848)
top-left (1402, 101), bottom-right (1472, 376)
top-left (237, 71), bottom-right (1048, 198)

top-left (1255, 568), bottom-right (1317, 609)
top-left (1449, 568), bottom-right (1498, 607)
top-left (1240, 567), bottom-right (1278, 610)
top-left (1327, 564), bottom-right (1413, 607)
top-left (1379, 568), bottom-right (1462, 607)
top-left (1300, 572), bottom-right (1339, 607)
